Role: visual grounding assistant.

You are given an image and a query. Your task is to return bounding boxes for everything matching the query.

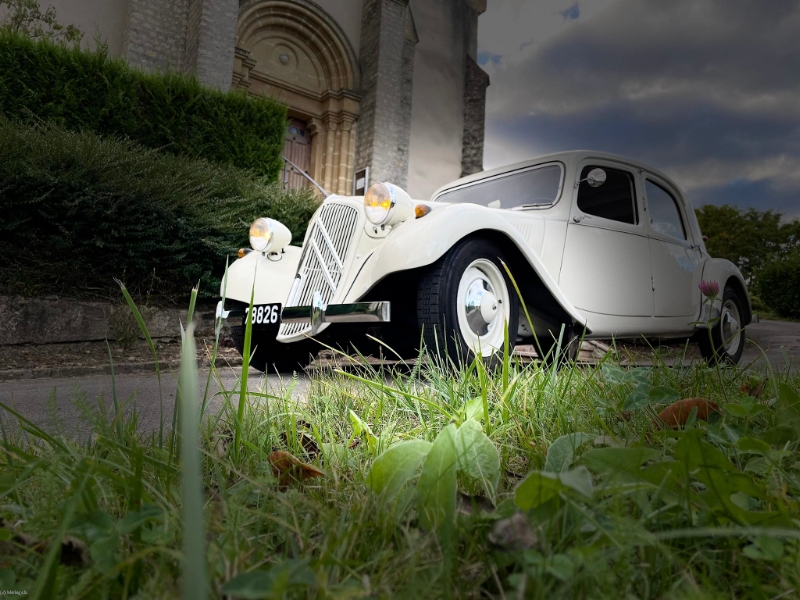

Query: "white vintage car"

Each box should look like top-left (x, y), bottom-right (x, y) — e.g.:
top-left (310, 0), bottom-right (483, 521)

top-left (217, 151), bottom-right (750, 371)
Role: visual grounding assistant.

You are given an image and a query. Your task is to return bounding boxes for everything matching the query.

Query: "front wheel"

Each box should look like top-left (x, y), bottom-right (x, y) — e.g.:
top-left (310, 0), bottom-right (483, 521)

top-left (698, 286), bottom-right (746, 365)
top-left (417, 238), bottom-right (520, 367)
top-left (230, 325), bottom-right (314, 373)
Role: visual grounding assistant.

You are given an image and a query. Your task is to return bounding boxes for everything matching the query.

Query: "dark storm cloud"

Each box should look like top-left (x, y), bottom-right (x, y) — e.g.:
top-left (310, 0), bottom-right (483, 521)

top-left (481, 0), bottom-right (800, 217)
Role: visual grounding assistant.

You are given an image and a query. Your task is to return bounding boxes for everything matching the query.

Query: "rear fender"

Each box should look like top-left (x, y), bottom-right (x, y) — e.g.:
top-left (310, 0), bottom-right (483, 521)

top-left (220, 246), bottom-right (302, 306)
top-left (699, 258), bottom-right (752, 325)
top-left (344, 204), bottom-right (588, 328)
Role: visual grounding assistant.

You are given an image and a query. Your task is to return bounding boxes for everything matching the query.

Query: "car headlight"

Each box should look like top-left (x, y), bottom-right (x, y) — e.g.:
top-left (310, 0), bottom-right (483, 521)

top-left (249, 218), bottom-right (292, 253)
top-left (364, 182), bottom-right (412, 226)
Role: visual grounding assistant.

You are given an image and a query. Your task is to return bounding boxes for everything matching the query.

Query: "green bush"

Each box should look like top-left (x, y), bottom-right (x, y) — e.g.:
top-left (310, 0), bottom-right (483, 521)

top-left (0, 31), bottom-right (287, 178)
top-left (758, 255), bottom-right (800, 319)
top-left (0, 119), bottom-right (320, 302)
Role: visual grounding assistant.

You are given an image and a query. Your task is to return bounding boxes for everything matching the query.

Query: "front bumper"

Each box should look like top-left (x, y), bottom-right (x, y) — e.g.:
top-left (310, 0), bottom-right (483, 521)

top-left (216, 293), bottom-right (390, 337)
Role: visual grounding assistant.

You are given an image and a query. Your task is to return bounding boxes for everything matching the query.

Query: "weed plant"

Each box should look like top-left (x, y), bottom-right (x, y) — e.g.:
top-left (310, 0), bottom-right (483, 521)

top-left (1, 293), bottom-right (799, 598)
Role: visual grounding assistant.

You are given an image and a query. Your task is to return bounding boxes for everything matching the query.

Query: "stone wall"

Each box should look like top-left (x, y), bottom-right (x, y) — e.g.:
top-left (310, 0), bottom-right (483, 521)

top-left (0, 296), bottom-right (211, 346)
top-left (461, 56), bottom-right (489, 176)
top-left (354, 0), bottom-right (416, 188)
top-left (122, 0), bottom-right (237, 89)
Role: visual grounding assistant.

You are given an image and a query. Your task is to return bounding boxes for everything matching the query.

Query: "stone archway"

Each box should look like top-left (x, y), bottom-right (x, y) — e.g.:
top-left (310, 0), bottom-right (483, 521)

top-left (234, 0), bottom-right (361, 195)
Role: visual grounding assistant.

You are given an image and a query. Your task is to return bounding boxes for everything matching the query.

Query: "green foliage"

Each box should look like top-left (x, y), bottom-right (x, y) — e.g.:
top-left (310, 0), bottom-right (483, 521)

top-left (695, 204), bottom-right (800, 284)
top-left (1, 297), bottom-right (800, 598)
top-left (0, 0), bottom-right (83, 43)
top-left (0, 30), bottom-right (287, 177)
top-left (0, 119), bottom-right (320, 301)
top-left (757, 253), bottom-right (800, 318)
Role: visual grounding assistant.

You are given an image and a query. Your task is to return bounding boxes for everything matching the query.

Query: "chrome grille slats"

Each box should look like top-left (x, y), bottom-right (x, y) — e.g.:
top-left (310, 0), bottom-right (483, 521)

top-left (279, 202), bottom-right (360, 337)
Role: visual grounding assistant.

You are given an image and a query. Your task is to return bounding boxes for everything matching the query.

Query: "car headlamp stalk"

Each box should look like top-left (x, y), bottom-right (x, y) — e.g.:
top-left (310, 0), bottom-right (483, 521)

top-left (364, 182), bottom-right (413, 226)
top-left (249, 217), bottom-right (292, 254)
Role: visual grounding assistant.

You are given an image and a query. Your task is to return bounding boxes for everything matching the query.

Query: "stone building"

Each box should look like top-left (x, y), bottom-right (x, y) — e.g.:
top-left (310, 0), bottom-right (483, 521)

top-left (43, 0), bottom-right (489, 199)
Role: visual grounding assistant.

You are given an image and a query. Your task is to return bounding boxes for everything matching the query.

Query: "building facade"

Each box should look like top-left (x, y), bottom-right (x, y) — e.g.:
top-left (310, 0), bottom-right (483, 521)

top-left (46, 0), bottom-right (489, 199)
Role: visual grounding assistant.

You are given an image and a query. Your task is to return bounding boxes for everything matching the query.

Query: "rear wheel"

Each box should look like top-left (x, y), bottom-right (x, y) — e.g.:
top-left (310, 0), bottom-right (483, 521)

top-left (417, 238), bottom-right (519, 367)
top-left (698, 286), bottom-right (746, 365)
top-left (230, 325), bottom-right (314, 373)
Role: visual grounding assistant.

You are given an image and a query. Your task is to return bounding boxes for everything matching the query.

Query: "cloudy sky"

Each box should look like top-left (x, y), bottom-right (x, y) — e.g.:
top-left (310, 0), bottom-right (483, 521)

top-left (478, 0), bottom-right (800, 218)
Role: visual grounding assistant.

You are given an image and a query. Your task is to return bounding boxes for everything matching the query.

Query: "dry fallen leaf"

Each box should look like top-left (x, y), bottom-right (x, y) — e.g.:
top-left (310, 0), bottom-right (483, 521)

top-left (740, 379), bottom-right (768, 399)
top-left (655, 397), bottom-right (721, 429)
top-left (267, 450), bottom-right (326, 488)
top-left (487, 511), bottom-right (539, 552)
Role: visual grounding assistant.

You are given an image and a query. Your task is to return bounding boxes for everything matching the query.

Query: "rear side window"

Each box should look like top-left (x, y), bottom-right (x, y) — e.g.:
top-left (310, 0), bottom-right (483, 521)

top-left (645, 180), bottom-right (686, 241)
top-left (436, 164), bottom-right (563, 209)
top-left (577, 166), bottom-right (638, 225)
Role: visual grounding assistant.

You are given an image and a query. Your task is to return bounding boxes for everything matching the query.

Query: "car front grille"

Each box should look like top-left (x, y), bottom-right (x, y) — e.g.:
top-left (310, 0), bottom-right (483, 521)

top-left (279, 201), bottom-right (360, 337)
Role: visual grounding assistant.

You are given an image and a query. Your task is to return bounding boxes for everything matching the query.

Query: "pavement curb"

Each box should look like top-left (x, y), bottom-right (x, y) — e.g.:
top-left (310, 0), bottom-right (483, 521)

top-left (0, 356), bottom-right (244, 382)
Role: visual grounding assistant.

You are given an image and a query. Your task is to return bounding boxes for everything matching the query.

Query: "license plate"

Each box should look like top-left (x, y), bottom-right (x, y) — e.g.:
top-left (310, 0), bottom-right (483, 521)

top-left (244, 304), bottom-right (281, 328)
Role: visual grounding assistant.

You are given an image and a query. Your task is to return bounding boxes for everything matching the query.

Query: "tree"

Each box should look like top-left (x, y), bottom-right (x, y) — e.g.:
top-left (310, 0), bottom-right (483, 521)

top-left (0, 0), bottom-right (82, 43)
top-left (695, 204), bottom-right (800, 284)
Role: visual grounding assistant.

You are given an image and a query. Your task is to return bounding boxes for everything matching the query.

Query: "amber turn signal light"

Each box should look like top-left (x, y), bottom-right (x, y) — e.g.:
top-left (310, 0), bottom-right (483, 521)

top-left (414, 204), bottom-right (431, 218)
top-left (237, 248), bottom-right (249, 258)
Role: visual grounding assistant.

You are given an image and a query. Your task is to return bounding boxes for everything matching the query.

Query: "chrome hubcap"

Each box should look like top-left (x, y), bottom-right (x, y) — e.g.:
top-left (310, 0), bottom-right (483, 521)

top-left (456, 259), bottom-right (510, 357)
top-left (464, 279), bottom-right (500, 336)
top-left (721, 299), bottom-right (741, 356)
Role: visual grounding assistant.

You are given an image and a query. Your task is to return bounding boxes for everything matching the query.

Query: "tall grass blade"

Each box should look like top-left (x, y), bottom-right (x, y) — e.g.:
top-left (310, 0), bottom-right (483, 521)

top-left (234, 282), bottom-right (256, 465)
top-left (178, 324), bottom-right (208, 600)
top-left (116, 278), bottom-right (164, 448)
top-left (105, 340), bottom-right (125, 444)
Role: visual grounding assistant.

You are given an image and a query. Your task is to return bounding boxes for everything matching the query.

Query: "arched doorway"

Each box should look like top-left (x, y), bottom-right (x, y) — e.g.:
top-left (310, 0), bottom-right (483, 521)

top-left (234, 0), bottom-right (361, 195)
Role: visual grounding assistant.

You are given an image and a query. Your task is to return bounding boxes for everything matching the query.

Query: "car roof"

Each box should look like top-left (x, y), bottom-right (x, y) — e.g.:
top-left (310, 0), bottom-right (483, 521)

top-left (430, 150), bottom-right (682, 201)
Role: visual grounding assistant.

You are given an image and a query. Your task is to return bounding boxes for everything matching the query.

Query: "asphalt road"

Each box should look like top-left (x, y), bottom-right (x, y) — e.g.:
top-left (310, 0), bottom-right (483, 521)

top-left (1, 320), bottom-right (798, 439)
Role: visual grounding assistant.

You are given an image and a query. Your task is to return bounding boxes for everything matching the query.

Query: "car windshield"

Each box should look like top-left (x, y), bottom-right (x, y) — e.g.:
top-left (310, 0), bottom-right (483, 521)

top-left (434, 163), bottom-right (563, 209)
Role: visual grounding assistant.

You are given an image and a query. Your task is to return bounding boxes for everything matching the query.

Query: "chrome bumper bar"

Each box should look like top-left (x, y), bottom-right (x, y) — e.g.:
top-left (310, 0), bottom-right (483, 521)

top-left (282, 292), bottom-right (391, 335)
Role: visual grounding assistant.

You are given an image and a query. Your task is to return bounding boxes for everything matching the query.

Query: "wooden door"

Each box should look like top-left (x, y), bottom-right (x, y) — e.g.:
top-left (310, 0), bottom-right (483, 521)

top-left (282, 118), bottom-right (311, 190)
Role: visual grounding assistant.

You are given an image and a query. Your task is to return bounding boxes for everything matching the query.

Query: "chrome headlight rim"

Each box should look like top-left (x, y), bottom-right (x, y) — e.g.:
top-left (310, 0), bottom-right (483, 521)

top-left (249, 217), bottom-right (274, 252)
top-left (364, 182), bottom-right (396, 226)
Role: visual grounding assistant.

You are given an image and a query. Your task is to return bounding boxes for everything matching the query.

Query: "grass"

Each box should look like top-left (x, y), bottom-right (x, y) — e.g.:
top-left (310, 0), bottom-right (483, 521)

top-left (1, 296), bottom-right (800, 598)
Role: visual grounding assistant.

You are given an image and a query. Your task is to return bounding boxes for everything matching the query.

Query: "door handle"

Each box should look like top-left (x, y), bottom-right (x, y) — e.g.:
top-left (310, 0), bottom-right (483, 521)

top-left (573, 215), bottom-right (584, 223)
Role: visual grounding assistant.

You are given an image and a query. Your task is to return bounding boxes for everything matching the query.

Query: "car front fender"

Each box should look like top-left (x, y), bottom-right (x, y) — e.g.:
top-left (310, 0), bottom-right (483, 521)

top-left (220, 246), bottom-right (302, 306)
top-left (343, 204), bottom-right (587, 327)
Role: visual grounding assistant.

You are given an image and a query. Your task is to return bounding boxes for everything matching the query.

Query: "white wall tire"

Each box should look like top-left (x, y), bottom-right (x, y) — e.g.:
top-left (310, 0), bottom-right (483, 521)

top-left (417, 238), bottom-right (520, 367)
top-left (698, 286), bottom-right (746, 365)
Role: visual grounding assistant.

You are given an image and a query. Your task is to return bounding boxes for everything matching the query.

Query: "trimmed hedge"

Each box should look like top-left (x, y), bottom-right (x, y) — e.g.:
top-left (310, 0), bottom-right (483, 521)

top-left (0, 119), bottom-right (320, 302)
top-left (758, 256), bottom-right (800, 319)
top-left (0, 31), bottom-right (287, 179)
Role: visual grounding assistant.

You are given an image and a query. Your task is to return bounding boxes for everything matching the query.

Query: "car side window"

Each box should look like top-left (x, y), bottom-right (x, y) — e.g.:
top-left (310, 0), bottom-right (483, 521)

top-left (645, 179), bottom-right (686, 241)
top-left (577, 166), bottom-right (637, 225)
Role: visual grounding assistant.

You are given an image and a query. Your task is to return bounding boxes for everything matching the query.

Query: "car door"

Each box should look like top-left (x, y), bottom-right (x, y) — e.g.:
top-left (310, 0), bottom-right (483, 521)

top-left (643, 174), bottom-right (703, 317)
top-left (560, 162), bottom-right (654, 317)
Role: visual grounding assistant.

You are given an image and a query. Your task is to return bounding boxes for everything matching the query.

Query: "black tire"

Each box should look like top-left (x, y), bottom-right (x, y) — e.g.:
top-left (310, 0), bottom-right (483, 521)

top-left (230, 325), bottom-right (314, 373)
top-left (417, 238), bottom-right (520, 368)
top-left (698, 286), bottom-right (746, 365)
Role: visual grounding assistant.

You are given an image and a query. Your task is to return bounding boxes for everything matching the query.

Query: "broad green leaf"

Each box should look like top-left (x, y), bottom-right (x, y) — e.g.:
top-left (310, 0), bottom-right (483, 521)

top-left (366, 440), bottom-right (432, 501)
top-left (222, 561), bottom-right (315, 599)
top-left (773, 383), bottom-right (800, 434)
top-left (455, 420), bottom-right (500, 498)
top-left (416, 424), bottom-right (458, 532)
top-left (736, 437), bottom-right (771, 454)
top-left (601, 364), bottom-right (624, 385)
top-left (648, 386), bottom-right (681, 405)
top-left (118, 503), bottom-right (164, 534)
top-left (622, 368), bottom-right (651, 385)
top-left (459, 397), bottom-right (484, 423)
top-left (515, 471), bottom-right (564, 510)
top-left (743, 536), bottom-right (784, 561)
top-left (623, 388), bottom-right (650, 410)
top-left (544, 432), bottom-right (595, 472)
top-left (724, 403), bottom-right (750, 418)
top-left (221, 571), bottom-right (273, 599)
top-left (557, 466), bottom-right (593, 499)
top-left (582, 447), bottom-right (662, 479)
